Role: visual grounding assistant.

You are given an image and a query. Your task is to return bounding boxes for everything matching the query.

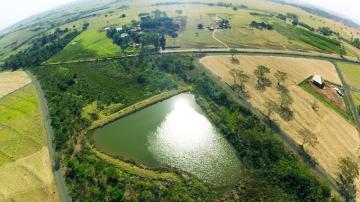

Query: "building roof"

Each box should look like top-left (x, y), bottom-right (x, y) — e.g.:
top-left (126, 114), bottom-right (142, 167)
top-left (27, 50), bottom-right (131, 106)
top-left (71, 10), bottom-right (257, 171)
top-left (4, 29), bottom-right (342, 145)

top-left (312, 74), bottom-right (323, 85)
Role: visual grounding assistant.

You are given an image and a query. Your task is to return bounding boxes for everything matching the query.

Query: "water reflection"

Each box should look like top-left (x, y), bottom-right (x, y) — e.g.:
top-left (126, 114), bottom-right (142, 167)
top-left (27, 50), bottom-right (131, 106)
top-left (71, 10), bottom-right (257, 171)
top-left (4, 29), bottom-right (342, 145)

top-left (94, 93), bottom-right (242, 187)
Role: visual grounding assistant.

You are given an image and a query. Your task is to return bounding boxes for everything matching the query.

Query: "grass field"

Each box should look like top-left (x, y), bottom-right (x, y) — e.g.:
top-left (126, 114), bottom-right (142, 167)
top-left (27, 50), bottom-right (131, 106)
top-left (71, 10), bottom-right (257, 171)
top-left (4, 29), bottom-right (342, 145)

top-left (0, 71), bottom-right (31, 99)
top-left (352, 92), bottom-right (360, 106)
top-left (48, 29), bottom-right (122, 62)
top-left (337, 62), bottom-right (360, 89)
top-left (0, 83), bottom-right (59, 201)
top-left (200, 55), bottom-right (360, 199)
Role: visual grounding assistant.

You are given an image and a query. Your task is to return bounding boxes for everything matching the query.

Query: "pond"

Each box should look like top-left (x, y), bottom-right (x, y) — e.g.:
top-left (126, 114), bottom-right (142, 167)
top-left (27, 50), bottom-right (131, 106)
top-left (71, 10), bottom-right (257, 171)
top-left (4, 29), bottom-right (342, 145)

top-left (93, 93), bottom-right (242, 187)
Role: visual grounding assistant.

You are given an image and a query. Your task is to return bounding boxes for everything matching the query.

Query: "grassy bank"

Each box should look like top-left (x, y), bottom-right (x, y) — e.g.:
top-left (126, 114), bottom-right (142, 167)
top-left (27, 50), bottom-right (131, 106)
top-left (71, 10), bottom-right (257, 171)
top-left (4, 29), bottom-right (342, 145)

top-left (91, 147), bottom-right (179, 181)
top-left (89, 87), bottom-right (190, 130)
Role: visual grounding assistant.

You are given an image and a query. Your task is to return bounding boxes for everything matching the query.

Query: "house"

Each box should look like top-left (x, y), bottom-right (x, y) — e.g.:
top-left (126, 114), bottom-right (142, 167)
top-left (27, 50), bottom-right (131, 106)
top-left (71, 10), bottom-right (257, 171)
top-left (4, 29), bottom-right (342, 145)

top-left (311, 74), bottom-right (325, 89)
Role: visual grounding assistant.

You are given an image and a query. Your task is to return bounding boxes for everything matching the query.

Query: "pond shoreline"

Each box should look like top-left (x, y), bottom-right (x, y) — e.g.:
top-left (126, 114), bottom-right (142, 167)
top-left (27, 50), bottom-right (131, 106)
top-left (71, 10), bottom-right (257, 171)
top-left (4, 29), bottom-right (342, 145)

top-left (88, 86), bottom-right (190, 130)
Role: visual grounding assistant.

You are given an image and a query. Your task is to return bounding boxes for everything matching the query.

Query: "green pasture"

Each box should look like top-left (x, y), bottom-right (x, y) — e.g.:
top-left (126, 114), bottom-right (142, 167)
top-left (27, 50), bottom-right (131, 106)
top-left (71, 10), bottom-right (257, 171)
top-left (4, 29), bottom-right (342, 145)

top-left (0, 84), bottom-right (45, 166)
top-left (337, 62), bottom-right (360, 89)
top-left (48, 29), bottom-right (122, 62)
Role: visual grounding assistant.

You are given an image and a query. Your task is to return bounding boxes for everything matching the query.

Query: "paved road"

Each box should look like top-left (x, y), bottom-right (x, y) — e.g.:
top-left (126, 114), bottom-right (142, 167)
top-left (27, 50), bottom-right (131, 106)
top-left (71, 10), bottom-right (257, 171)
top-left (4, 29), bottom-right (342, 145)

top-left (26, 71), bottom-right (71, 202)
top-left (43, 48), bottom-right (360, 66)
top-left (162, 48), bottom-right (360, 63)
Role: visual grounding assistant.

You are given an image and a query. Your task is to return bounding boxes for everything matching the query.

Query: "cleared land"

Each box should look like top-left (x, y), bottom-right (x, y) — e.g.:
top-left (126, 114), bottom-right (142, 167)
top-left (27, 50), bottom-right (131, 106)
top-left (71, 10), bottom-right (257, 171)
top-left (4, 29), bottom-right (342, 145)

top-left (0, 84), bottom-right (59, 201)
top-left (48, 29), bottom-right (122, 63)
top-left (0, 71), bottom-right (31, 99)
top-left (201, 55), bottom-right (360, 198)
top-left (337, 62), bottom-right (360, 90)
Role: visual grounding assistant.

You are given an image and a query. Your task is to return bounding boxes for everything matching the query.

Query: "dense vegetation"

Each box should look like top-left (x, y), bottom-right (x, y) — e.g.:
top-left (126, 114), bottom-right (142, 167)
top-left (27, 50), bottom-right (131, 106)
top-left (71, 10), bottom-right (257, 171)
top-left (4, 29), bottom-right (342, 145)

top-left (31, 56), bottom-right (216, 201)
top-left (352, 38), bottom-right (360, 49)
top-left (107, 10), bottom-right (179, 51)
top-left (4, 28), bottom-right (81, 69)
top-left (250, 21), bottom-right (273, 30)
top-left (275, 23), bottom-right (345, 54)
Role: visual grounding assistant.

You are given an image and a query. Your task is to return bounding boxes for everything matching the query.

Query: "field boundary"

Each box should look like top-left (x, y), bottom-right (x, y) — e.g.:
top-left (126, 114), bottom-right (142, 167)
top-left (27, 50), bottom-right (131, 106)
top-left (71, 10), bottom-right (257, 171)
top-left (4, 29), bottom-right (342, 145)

top-left (26, 71), bottom-right (71, 202)
top-left (88, 87), bottom-right (190, 130)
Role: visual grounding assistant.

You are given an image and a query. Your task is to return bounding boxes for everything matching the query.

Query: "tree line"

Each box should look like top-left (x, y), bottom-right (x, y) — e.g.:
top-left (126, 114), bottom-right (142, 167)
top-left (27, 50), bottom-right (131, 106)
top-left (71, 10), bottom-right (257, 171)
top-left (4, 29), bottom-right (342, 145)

top-left (4, 28), bottom-right (83, 70)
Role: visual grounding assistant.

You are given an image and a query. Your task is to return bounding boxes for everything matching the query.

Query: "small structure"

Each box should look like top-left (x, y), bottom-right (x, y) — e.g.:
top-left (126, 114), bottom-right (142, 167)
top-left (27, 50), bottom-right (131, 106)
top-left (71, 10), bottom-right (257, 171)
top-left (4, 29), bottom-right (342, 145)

top-left (116, 27), bottom-right (123, 32)
top-left (208, 26), bottom-right (214, 31)
top-left (311, 74), bottom-right (325, 89)
top-left (120, 33), bottom-right (129, 38)
top-left (104, 27), bottom-right (110, 31)
top-left (333, 87), bottom-right (344, 97)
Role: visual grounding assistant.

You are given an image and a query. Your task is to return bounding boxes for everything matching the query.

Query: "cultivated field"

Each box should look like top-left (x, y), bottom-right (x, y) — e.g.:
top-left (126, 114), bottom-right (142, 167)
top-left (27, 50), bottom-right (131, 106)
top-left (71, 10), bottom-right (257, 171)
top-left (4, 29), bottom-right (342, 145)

top-left (0, 71), bottom-right (31, 99)
top-left (200, 55), bottom-right (360, 197)
top-left (337, 62), bottom-right (360, 90)
top-left (0, 84), bottom-right (59, 201)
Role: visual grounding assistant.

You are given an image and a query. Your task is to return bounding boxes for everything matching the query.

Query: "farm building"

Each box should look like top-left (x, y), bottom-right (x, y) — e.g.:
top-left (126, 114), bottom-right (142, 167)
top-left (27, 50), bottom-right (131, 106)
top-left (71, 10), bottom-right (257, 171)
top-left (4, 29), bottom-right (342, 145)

top-left (311, 74), bottom-right (325, 89)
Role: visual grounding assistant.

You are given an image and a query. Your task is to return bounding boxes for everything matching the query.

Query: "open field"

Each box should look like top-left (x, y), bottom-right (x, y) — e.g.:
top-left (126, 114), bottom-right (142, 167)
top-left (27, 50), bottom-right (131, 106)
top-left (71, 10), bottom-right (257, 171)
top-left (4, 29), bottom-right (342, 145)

top-left (2, 0), bottom-right (360, 63)
top-left (200, 55), bottom-right (360, 198)
top-left (0, 83), bottom-right (59, 201)
top-left (48, 29), bottom-right (122, 63)
top-left (337, 62), bottom-right (360, 89)
top-left (0, 71), bottom-right (31, 99)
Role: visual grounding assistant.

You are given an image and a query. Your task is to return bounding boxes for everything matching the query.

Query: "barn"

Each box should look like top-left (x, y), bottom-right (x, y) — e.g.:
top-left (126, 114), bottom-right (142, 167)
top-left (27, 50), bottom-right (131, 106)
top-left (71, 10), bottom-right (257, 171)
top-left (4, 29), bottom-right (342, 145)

top-left (311, 74), bottom-right (325, 89)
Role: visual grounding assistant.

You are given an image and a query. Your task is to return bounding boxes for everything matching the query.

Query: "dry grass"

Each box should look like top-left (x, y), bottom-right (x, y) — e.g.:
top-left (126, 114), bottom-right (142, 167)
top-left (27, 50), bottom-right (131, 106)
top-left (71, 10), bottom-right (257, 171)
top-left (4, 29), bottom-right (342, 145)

top-left (0, 71), bottom-right (31, 99)
top-left (201, 55), bottom-right (360, 198)
top-left (0, 147), bottom-right (59, 202)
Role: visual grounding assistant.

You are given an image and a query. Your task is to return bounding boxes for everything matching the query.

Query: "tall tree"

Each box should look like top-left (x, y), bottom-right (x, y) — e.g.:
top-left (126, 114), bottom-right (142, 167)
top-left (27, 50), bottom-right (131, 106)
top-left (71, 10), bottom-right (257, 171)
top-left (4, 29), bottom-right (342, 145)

top-left (337, 156), bottom-right (359, 201)
top-left (298, 128), bottom-right (318, 148)
top-left (230, 69), bottom-right (249, 95)
top-left (254, 65), bottom-right (271, 91)
top-left (274, 70), bottom-right (287, 86)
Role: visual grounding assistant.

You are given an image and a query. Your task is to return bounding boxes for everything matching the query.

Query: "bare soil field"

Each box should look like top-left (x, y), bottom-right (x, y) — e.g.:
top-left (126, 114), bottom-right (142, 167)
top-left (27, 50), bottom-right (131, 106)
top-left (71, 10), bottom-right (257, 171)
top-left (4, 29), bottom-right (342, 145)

top-left (201, 55), bottom-right (360, 197)
top-left (0, 71), bottom-right (31, 99)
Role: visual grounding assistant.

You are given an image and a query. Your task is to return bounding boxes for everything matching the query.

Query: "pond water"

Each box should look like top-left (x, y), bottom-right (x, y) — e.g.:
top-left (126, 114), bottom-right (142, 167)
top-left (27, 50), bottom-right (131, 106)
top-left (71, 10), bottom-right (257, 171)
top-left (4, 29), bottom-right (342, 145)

top-left (93, 93), bottom-right (242, 187)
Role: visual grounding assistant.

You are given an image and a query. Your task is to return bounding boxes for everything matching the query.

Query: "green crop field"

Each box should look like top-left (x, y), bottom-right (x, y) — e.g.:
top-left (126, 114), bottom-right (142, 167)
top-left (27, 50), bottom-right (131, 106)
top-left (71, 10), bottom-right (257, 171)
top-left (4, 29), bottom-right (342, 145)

top-left (337, 62), bottom-right (360, 89)
top-left (352, 92), bottom-right (360, 106)
top-left (0, 84), bottom-right (45, 166)
top-left (48, 29), bottom-right (122, 63)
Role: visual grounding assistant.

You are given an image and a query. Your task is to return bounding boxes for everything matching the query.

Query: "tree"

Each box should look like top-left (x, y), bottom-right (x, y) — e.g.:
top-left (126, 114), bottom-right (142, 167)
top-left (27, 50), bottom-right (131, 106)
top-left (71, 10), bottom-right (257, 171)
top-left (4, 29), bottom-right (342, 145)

top-left (312, 100), bottom-right (320, 112)
top-left (265, 100), bottom-right (278, 118)
top-left (279, 90), bottom-right (293, 109)
top-left (197, 23), bottom-right (204, 29)
top-left (254, 65), bottom-right (272, 91)
top-left (337, 156), bottom-right (359, 201)
top-left (298, 128), bottom-right (318, 148)
top-left (274, 70), bottom-right (287, 86)
top-left (229, 49), bottom-right (239, 63)
top-left (230, 69), bottom-right (249, 95)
